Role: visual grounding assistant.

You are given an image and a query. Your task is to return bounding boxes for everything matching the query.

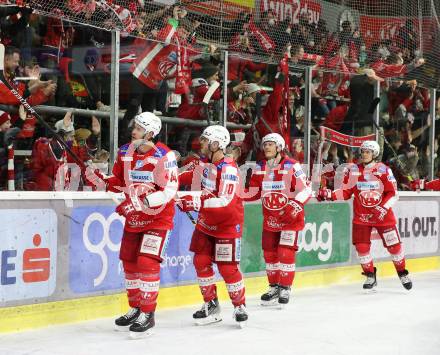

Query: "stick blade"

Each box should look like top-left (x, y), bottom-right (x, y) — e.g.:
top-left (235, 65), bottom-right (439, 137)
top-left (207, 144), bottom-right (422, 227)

top-left (368, 97), bottom-right (380, 114)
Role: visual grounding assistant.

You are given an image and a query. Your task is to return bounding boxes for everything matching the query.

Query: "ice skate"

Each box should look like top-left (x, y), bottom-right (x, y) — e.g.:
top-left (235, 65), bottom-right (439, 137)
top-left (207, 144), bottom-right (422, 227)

top-left (362, 267), bottom-right (377, 291)
top-left (260, 284), bottom-right (279, 306)
top-left (398, 269), bottom-right (412, 290)
top-left (233, 304), bottom-right (248, 328)
top-left (114, 307), bottom-right (141, 331)
top-left (129, 312), bottom-right (155, 339)
top-left (278, 286), bottom-right (291, 309)
top-left (193, 298), bottom-right (222, 325)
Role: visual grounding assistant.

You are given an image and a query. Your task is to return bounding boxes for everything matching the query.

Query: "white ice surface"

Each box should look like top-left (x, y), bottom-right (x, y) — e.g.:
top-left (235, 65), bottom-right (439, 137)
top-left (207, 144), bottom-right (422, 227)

top-left (1, 270), bottom-right (440, 355)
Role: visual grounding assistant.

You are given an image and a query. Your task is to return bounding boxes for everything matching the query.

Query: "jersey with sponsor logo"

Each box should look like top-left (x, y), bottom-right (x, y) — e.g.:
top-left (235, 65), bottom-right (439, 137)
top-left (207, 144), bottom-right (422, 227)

top-left (180, 156), bottom-right (244, 238)
top-left (332, 162), bottom-right (398, 226)
top-left (245, 157), bottom-right (312, 232)
top-left (110, 141), bottom-right (178, 232)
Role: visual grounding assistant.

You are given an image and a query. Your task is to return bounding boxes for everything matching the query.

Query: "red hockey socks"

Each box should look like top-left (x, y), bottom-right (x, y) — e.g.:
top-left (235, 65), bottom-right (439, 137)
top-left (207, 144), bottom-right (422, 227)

top-left (278, 247), bottom-right (296, 288)
top-left (387, 243), bottom-right (406, 272)
top-left (218, 263), bottom-right (245, 306)
top-left (355, 243), bottom-right (375, 273)
top-left (263, 250), bottom-right (280, 285)
top-left (193, 254), bottom-right (217, 302)
top-left (138, 256), bottom-right (161, 313)
top-left (123, 261), bottom-right (140, 308)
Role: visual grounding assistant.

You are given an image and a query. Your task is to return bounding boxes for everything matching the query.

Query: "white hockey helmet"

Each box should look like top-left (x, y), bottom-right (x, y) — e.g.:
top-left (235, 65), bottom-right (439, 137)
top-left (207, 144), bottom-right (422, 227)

top-left (261, 133), bottom-right (285, 151)
top-left (134, 112), bottom-right (162, 138)
top-left (201, 125), bottom-right (230, 150)
top-left (360, 140), bottom-right (380, 158)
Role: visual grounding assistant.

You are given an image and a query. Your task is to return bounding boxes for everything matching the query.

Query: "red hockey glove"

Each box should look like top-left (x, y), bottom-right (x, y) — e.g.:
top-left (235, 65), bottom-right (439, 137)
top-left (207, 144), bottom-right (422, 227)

top-left (373, 205), bottom-right (388, 221)
top-left (84, 167), bottom-right (107, 189)
top-left (317, 188), bottom-right (332, 202)
top-left (279, 200), bottom-right (303, 224)
top-left (115, 199), bottom-right (137, 218)
top-left (177, 195), bottom-right (202, 212)
top-left (410, 179), bottom-right (425, 191)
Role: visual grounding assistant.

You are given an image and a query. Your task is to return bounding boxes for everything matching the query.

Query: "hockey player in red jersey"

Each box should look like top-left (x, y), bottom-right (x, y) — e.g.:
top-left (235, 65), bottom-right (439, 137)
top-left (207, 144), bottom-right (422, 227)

top-left (86, 112), bottom-right (178, 338)
top-left (317, 141), bottom-right (412, 290)
top-left (178, 125), bottom-right (248, 326)
top-left (244, 133), bottom-right (312, 306)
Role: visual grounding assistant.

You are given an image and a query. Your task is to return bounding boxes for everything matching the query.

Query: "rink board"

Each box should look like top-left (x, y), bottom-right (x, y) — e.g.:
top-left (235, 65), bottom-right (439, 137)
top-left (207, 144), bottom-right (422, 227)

top-left (0, 192), bottom-right (439, 333)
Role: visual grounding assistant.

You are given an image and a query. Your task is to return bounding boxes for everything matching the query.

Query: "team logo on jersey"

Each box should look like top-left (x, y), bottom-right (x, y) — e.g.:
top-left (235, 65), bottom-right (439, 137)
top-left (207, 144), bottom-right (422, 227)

top-left (262, 192), bottom-right (288, 210)
top-left (359, 190), bottom-right (382, 207)
top-left (135, 160), bottom-right (144, 169)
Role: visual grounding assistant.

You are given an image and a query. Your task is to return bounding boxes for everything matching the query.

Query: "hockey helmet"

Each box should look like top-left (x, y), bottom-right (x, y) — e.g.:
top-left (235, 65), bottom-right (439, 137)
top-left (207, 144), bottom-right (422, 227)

top-left (201, 125), bottom-right (230, 150)
top-left (261, 133), bottom-right (285, 151)
top-left (134, 112), bottom-right (162, 138)
top-left (360, 140), bottom-right (380, 158)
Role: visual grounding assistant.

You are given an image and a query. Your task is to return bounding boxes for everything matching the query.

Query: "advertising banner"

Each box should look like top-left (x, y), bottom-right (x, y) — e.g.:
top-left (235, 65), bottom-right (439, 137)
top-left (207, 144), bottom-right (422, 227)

top-left (160, 210), bottom-right (197, 286)
top-left (359, 16), bottom-right (435, 50)
top-left (181, 0), bottom-right (254, 21)
top-left (69, 206), bottom-right (125, 293)
top-left (260, 0), bottom-right (321, 25)
top-left (69, 206), bottom-right (198, 293)
top-left (371, 200), bottom-right (439, 258)
top-left (241, 202), bottom-right (351, 273)
top-left (0, 209), bottom-right (57, 302)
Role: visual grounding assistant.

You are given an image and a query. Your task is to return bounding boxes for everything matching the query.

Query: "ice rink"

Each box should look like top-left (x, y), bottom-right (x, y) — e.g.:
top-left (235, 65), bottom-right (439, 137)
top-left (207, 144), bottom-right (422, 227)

top-left (1, 270), bottom-right (440, 355)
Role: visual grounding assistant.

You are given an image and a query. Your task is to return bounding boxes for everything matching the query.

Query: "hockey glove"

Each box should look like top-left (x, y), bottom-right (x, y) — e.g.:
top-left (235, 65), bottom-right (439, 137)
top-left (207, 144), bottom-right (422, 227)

top-left (317, 188), bottom-right (333, 202)
top-left (409, 179), bottom-right (425, 191)
top-left (177, 195), bottom-right (202, 212)
top-left (115, 199), bottom-right (137, 218)
top-left (373, 205), bottom-right (388, 221)
top-left (279, 200), bottom-right (303, 224)
top-left (84, 167), bottom-right (107, 190)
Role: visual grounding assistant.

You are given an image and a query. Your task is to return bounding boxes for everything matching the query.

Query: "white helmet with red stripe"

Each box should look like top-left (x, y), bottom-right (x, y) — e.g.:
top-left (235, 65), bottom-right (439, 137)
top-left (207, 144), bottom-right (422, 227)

top-left (360, 140), bottom-right (380, 158)
top-left (201, 125), bottom-right (230, 150)
top-left (134, 112), bottom-right (162, 138)
top-left (261, 133), bottom-right (285, 151)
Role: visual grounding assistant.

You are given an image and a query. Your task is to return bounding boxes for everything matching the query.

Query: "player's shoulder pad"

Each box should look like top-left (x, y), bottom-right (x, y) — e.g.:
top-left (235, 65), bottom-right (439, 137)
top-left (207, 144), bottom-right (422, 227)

top-left (153, 142), bottom-right (169, 158)
top-left (282, 157), bottom-right (297, 169)
top-left (118, 143), bottom-right (130, 156)
top-left (256, 160), bottom-right (266, 170)
top-left (217, 156), bottom-right (236, 170)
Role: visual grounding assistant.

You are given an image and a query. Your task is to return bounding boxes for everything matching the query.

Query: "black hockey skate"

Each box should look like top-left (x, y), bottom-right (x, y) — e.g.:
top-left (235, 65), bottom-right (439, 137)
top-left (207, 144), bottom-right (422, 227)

top-left (129, 312), bottom-right (155, 339)
top-left (278, 286), bottom-right (291, 307)
top-left (193, 298), bottom-right (222, 325)
top-left (397, 269), bottom-right (412, 290)
top-left (260, 284), bottom-right (279, 306)
top-left (233, 304), bottom-right (248, 328)
top-left (114, 307), bottom-right (141, 331)
top-left (362, 267), bottom-right (377, 290)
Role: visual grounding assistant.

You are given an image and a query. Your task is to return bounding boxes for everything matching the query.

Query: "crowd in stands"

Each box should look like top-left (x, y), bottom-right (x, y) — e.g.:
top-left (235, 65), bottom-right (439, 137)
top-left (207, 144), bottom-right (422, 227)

top-left (0, 1), bottom-right (438, 191)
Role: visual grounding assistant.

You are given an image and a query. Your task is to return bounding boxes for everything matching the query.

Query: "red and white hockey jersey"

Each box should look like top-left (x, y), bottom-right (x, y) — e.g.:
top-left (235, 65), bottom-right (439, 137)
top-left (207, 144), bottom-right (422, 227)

top-left (331, 162), bottom-right (398, 226)
top-left (109, 141), bottom-right (178, 232)
top-left (244, 157), bottom-right (312, 231)
top-left (179, 156), bottom-right (244, 239)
